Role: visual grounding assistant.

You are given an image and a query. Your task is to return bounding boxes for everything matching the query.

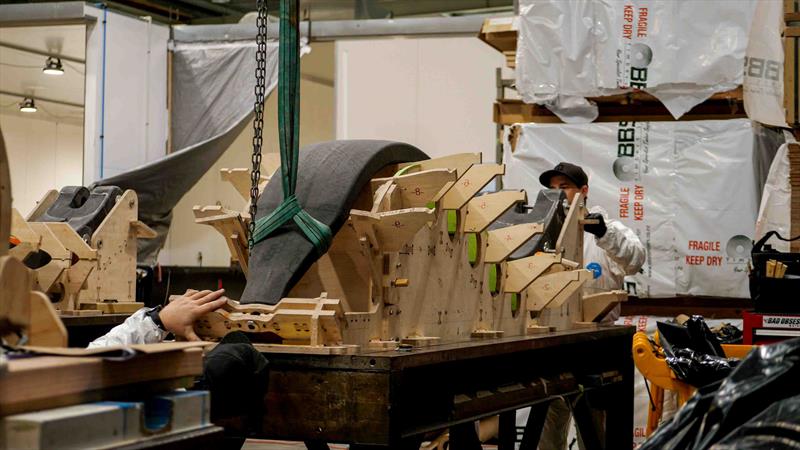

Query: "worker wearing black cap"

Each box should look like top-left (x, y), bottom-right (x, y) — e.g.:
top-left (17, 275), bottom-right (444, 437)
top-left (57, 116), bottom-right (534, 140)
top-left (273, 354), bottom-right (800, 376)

top-left (537, 162), bottom-right (646, 450)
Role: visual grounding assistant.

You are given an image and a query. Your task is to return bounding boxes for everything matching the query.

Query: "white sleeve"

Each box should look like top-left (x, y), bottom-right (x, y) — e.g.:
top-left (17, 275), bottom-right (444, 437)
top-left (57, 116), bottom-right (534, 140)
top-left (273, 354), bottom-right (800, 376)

top-left (594, 219), bottom-right (646, 276)
top-left (87, 308), bottom-right (169, 349)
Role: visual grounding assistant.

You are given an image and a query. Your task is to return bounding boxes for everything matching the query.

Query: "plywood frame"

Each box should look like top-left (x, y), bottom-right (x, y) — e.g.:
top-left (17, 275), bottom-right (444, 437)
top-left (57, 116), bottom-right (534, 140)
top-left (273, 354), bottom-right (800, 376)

top-left (197, 155), bottom-right (626, 349)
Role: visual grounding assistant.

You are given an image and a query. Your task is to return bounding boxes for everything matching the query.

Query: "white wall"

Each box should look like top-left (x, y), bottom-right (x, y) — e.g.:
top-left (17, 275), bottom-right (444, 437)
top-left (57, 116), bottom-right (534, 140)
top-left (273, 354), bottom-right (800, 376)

top-left (336, 37), bottom-right (505, 163)
top-left (83, 6), bottom-right (169, 183)
top-left (157, 42), bottom-right (336, 267)
top-left (0, 114), bottom-right (83, 215)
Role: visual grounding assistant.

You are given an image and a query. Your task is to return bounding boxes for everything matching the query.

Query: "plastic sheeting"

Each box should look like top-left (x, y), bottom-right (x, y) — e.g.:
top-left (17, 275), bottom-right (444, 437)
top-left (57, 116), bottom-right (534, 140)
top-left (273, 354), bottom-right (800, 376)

top-left (93, 40), bottom-right (282, 264)
top-left (641, 337), bottom-right (800, 449)
top-left (743, 0), bottom-right (788, 128)
top-left (515, 0), bottom-right (766, 121)
top-left (755, 141), bottom-right (794, 253)
top-left (503, 119), bottom-right (783, 298)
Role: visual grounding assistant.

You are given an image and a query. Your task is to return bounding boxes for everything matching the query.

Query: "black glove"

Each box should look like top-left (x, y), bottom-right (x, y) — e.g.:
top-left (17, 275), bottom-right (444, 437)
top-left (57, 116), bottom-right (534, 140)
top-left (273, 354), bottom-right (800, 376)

top-left (584, 213), bottom-right (607, 238)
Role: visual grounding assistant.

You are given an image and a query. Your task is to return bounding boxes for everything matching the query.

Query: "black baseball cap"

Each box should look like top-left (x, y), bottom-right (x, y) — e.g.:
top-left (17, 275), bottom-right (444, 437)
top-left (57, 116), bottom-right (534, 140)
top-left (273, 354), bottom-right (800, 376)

top-left (539, 162), bottom-right (589, 188)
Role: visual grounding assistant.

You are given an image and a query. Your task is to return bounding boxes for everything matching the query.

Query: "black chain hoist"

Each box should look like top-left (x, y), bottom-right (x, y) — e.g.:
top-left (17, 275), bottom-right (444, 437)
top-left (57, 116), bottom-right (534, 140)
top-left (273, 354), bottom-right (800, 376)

top-left (248, 0), bottom-right (268, 250)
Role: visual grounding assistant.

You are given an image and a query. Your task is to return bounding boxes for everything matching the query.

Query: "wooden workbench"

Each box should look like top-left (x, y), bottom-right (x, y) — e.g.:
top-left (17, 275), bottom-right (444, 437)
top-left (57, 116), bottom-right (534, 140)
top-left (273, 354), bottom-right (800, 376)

top-left (256, 326), bottom-right (634, 449)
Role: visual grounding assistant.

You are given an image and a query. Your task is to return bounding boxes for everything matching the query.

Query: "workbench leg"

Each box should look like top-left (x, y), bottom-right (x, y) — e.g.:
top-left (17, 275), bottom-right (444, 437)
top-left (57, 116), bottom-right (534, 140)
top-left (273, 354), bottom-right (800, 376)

top-left (498, 411), bottom-right (516, 450)
top-left (450, 422), bottom-right (482, 450)
top-left (604, 368), bottom-right (634, 450)
top-left (573, 396), bottom-right (602, 450)
top-left (519, 401), bottom-right (551, 450)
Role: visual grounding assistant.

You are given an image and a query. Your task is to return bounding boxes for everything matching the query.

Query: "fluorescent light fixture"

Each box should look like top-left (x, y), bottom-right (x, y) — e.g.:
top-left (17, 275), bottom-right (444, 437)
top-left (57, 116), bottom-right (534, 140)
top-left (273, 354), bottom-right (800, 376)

top-left (19, 98), bottom-right (37, 113)
top-left (42, 57), bottom-right (65, 76)
top-left (211, 0), bottom-right (230, 3)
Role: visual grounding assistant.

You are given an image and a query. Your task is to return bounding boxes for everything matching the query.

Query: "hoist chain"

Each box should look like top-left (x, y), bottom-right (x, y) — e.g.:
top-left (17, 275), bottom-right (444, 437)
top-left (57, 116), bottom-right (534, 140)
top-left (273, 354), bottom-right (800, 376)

top-left (249, 0), bottom-right (268, 250)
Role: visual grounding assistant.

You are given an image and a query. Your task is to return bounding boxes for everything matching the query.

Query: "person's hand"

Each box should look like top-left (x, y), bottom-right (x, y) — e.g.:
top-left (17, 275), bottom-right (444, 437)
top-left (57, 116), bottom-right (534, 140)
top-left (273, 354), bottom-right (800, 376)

top-left (583, 213), bottom-right (607, 238)
top-left (160, 289), bottom-right (228, 341)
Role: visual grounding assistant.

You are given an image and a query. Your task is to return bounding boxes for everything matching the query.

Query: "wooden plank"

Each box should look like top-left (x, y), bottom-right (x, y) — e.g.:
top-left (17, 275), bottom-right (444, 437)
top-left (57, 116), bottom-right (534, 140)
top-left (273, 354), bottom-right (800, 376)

top-left (786, 34), bottom-right (797, 126)
top-left (503, 253), bottom-right (561, 294)
top-left (485, 223), bottom-right (544, 263)
top-left (8, 208), bottom-right (39, 262)
top-left (786, 26), bottom-right (800, 37)
top-left (370, 168), bottom-right (457, 209)
top-left (0, 348), bottom-right (203, 416)
top-left (440, 164), bottom-right (505, 210)
top-left (556, 194), bottom-right (587, 265)
top-left (25, 189), bottom-right (58, 222)
top-left (195, 297), bottom-right (345, 346)
top-left (494, 97), bottom-right (746, 125)
top-left (526, 270), bottom-right (591, 312)
top-left (463, 190), bottom-right (526, 233)
top-left (27, 290), bottom-right (67, 347)
top-left (131, 220), bottom-right (157, 238)
top-left (90, 301), bottom-right (145, 314)
top-left (789, 143), bottom-right (800, 251)
top-left (251, 343), bottom-right (359, 355)
top-left (583, 291), bottom-right (628, 322)
top-left (397, 152), bottom-right (481, 179)
top-left (81, 190), bottom-right (141, 305)
top-left (45, 222), bottom-right (96, 311)
top-left (0, 256), bottom-right (32, 331)
top-left (351, 208), bottom-right (435, 253)
top-left (28, 222), bottom-right (68, 293)
top-left (193, 205), bottom-right (249, 267)
top-left (220, 167), bottom-right (269, 201)
top-left (478, 17), bottom-right (517, 54)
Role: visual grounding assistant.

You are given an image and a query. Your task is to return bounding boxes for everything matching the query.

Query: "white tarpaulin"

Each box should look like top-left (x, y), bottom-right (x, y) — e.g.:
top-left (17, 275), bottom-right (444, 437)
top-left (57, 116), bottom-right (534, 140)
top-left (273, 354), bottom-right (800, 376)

top-left (756, 141), bottom-right (793, 251)
top-left (743, 0), bottom-right (788, 128)
top-left (516, 0), bottom-right (766, 121)
top-left (504, 119), bottom-right (782, 298)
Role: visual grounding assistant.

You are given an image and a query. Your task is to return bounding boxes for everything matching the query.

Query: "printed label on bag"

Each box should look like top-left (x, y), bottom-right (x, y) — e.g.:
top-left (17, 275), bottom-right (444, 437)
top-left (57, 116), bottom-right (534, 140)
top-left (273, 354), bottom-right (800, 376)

top-left (763, 316), bottom-right (800, 329)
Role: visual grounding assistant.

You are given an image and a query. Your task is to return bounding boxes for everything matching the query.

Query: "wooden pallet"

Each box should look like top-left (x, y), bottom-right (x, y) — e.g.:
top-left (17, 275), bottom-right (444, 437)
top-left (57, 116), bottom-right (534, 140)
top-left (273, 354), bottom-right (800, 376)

top-left (494, 90), bottom-right (745, 125)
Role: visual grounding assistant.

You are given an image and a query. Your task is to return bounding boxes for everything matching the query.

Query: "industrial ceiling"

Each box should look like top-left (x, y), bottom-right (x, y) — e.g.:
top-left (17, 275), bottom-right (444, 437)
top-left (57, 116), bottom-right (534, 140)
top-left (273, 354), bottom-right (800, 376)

top-left (0, 0), bottom-right (513, 25)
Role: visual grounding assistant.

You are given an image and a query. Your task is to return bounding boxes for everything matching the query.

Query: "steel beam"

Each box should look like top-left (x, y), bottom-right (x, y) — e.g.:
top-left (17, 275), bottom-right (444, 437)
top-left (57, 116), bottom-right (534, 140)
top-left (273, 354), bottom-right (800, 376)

top-left (0, 2), bottom-right (96, 28)
top-left (172, 14), bottom-right (507, 42)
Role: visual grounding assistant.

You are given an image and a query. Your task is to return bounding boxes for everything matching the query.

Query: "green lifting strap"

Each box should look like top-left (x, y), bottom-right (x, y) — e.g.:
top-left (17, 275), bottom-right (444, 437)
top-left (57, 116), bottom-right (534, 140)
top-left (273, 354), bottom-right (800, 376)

top-left (251, 0), bottom-right (332, 254)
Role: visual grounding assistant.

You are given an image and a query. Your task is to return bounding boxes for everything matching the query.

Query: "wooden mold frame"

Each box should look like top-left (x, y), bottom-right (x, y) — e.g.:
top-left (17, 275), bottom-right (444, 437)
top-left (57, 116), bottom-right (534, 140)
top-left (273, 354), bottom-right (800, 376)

top-left (197, 153), bottom-right (627, 351)
top-left (192, 168), bottom-right (270, 275)
top-left (1, 127), bottom-right (67, 346)
top-left (12, 189), bottom-right (156, 315)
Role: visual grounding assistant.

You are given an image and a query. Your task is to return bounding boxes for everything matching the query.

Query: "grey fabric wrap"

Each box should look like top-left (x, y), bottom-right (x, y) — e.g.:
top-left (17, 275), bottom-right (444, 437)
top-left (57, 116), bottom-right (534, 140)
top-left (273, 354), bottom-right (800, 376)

top-left (93, 118), bottom-right (251, 264)
top-left (487, 188), bottom-right (567, 260)
top-left (90, 40), bottom-right (280, 265)
top-left (241, 140), bottom-right (428, 305)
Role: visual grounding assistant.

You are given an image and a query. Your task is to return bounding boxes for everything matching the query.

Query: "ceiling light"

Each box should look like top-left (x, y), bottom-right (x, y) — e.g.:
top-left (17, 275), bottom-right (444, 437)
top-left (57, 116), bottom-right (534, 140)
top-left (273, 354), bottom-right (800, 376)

top-left (19, 98), bottom-right (37, 113)
top-left (210, 0), bottom-right (230, 3)
top-left (42, 57), bottom-right (64, 76)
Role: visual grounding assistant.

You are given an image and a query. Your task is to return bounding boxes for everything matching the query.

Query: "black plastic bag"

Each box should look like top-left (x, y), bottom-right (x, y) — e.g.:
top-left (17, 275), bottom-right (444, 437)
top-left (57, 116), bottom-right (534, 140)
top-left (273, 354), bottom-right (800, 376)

top-left (666, 348), bottom-right (739, 388)
top-left (641, 338), bottom-right (800, 450)
top-left (640, 382), bottom-right (723, 450)
top-left (710, 393), bottom-right (800, 449)
top-left (658, 317), bottom-right (726, 360)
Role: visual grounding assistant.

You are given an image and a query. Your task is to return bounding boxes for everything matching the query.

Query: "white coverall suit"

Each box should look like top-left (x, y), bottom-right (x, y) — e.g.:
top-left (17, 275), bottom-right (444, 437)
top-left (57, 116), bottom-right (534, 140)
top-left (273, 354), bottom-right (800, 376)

top-left (526, 205), bottom-right (646, 450)
top-left (88, 308), bottom-right (168, 348)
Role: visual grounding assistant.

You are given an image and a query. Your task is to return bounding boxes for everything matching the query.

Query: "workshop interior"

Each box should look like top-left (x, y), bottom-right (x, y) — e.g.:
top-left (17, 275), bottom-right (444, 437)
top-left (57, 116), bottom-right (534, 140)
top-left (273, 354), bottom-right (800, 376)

top-left (1, 0), bottom-right (799, 449)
